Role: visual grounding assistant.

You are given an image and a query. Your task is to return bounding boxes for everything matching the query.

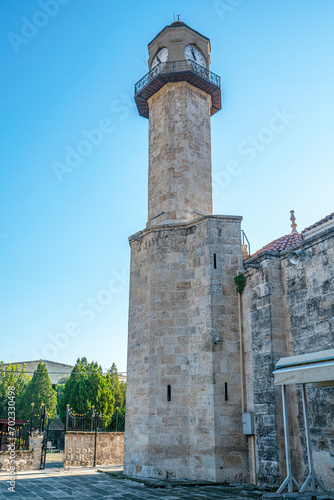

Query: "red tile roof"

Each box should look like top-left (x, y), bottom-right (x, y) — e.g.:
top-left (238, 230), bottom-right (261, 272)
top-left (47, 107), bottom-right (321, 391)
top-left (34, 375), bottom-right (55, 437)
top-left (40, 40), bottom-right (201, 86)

top-left (252, 232), bottom-right (303, 257)
top-left (252, 211), bottom-right (334, 258)
top-left (301, 212), bottom-right (334, 234)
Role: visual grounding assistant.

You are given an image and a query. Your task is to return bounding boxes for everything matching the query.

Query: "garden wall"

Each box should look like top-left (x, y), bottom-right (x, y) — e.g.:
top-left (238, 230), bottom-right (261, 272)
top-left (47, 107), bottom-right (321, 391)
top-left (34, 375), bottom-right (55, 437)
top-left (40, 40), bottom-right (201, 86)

top-left (64, 431), bottom-right (124, 467)
top-left (0, 432), bottom-right (43, 472)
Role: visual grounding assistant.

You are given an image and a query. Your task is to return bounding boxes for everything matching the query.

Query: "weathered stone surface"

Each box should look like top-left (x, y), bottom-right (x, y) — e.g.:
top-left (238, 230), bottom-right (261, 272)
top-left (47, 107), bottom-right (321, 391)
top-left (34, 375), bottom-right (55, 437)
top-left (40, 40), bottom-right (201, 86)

top-left (0, 432), bottom-right (43, 471)
top-left (64, 432), bottom-right (124, 467)
top-left (147, 82), bottom-right (212, 225)
top-left (124, 215), bottom-right (248, 482)
top-left (243, 228), bottom-right (334, 489)
top-left (0, 472), bottom-right (265, 499)
top-left (125, 20), bottom-right (333, 492)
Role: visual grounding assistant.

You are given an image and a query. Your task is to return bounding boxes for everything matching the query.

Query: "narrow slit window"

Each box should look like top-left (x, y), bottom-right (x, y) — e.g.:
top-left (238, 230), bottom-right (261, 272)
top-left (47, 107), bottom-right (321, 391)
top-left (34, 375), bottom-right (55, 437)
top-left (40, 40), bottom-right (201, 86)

top-left (225, 382), bottom-right (228, 401)
top-left (167, 385), bottom-right (171, 402)
top-left (214, 253), bottom-right (217, 269)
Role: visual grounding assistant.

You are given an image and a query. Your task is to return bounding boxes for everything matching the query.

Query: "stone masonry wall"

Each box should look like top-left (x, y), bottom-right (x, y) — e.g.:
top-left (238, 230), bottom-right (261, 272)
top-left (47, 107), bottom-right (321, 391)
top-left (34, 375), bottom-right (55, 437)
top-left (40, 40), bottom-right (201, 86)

top-left (124, 215), bottom-right (249, 482)
top-left (0, 432), bottom-right (43, 472)
top-left (242, 258), bottom-right (290, 486)
top-left (64, 432), bottom-right (124, 467)
top-left (147, 82), bottom-right (212, 225)
top-left (242, 227), bottom-right (334, 489)
top-left (281, 228), bottom-right (334, 490)
top-left (148, 25), bottom-right (210, 70)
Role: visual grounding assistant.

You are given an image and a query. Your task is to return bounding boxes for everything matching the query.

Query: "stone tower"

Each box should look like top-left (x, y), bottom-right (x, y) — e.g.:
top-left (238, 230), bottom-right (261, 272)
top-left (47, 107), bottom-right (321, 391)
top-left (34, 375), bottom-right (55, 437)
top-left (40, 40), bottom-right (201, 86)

top-left (124, 21), bottom-right (248, 482)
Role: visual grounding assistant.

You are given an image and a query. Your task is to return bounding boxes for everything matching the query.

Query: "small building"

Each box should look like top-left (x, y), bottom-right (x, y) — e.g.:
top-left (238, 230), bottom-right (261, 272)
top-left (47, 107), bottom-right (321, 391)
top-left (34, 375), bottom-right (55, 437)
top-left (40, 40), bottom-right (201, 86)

top-left (0, 419), bottom-right (29, 451)
top-left (3, 360), bottom-right (127, 389)
top-left (48, 417), bottom-right (65, 451)
top-left (242, 211), bottom-right (334, 489)
top-left (3, 360), bottom-right (75, 388)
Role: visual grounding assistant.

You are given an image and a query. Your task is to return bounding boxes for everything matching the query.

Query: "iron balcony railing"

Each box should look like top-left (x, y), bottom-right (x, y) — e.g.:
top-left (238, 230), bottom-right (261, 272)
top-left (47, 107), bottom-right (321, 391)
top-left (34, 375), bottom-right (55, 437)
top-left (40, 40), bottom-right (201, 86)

top-left (135, 60), bottom-right (221, 95)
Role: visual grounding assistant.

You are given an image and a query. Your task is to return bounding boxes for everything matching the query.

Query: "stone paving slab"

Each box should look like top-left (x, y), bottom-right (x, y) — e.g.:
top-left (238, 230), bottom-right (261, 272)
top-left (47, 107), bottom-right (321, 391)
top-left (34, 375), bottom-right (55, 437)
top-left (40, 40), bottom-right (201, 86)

top-left (1, 468), bottom-right (332, 500)
top-left (263, 494), bottom-right (334, 500)
top-left (0, 469), bottom-right (265, 499)
top-left (101, 469), bottom-right (229, 487)
top-left (4, 469), bottom-right (332, 500)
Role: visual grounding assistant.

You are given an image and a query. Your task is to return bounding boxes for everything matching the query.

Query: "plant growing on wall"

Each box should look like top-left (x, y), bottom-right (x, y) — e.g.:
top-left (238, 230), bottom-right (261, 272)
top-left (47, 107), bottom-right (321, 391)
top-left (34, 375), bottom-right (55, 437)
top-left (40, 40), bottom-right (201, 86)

top-left (234, 274), bottom-right (246, 294)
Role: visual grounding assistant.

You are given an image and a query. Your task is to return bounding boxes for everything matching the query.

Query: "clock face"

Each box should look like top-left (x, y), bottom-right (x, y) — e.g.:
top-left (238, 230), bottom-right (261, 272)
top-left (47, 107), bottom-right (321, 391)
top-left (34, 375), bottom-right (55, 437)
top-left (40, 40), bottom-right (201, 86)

top-left (151, 47), bottom-right (169, 69)
top-left (184, 44), bottom-right (206, 68)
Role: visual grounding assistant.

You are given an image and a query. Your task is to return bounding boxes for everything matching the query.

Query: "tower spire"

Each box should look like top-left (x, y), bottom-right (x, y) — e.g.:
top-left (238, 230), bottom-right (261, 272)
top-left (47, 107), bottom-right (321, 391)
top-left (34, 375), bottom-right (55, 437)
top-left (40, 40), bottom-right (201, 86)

top-left (290, 210), bottom-right (298, 233)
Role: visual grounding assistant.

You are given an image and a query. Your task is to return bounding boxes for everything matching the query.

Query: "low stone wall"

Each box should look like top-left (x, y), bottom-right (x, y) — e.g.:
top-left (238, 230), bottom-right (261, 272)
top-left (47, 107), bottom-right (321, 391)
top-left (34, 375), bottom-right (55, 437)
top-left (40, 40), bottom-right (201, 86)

top-left (0, 432), bottom-right (43, 472)
top-left (64, 432), bottom-right (124, 467)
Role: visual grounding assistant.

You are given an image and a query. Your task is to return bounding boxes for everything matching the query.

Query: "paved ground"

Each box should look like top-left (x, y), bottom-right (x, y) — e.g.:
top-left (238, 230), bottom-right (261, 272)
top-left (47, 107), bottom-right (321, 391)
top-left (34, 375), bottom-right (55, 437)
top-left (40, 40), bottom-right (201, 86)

top-left (0, 467), bottom-right (264, 499)
top-left (44, 452), bottom-right (64, 469)
top-left (2, 467), bottom-right (332, 500)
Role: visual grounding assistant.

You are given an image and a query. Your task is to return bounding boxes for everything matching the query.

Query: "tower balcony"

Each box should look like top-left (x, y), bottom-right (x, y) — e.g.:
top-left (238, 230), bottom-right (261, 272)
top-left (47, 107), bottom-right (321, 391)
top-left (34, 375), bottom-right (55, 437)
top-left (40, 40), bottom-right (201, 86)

top-left (134, 60), bottom-right (222, 118)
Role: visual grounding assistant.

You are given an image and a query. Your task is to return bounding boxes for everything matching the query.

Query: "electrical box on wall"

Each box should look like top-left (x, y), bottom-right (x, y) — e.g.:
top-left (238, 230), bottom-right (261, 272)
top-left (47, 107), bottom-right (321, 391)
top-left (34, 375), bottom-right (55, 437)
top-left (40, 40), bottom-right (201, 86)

top-left (242, 412), bottom-right (255, 435)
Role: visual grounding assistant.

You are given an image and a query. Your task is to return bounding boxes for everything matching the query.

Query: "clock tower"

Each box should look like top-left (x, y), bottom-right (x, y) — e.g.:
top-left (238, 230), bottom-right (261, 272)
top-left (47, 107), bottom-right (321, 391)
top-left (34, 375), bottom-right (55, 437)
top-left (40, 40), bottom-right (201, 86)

top-left (135, 21), bottom-right (221, 226)
top-left (124, 21), bottom-right (248, 482)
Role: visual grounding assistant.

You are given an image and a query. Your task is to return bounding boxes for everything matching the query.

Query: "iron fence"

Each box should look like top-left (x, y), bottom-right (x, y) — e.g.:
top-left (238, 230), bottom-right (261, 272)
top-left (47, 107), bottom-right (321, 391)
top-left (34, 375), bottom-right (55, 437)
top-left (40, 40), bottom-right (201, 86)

top-left (135, 59), bottom-right (221, 95)
top-left (0, 403), bottom-right (61, 469)
top-left (0, 422), bottom-right (31, 451)
top-left (65, 406), bottom-right (125, 433)
top-left (1, 403), bottom-right (125, 469)
top-left (241, 229), bottom-right (251, 257)
top-left (65, 405), bottom-right (125, 467)
top-left (0, 403), bottom-right (41, 451)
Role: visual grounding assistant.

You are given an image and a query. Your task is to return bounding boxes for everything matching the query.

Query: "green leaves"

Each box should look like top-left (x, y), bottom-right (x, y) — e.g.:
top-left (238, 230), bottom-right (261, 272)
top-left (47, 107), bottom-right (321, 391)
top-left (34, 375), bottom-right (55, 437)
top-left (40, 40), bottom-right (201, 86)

top-left (0, 358), bottom-right (126, 423)
top-left (0, 362), bottom-right (57, 419)
top-left (234, 274), bottom-right (246, 294)
top-left (20, 362), bottom-right (57, 419)
top-left (0, 362), bottom-right (29, 418)
top-left (108, 363), bottom-right (126, 410)
top-left (59, 358), bottom-right (116, 422)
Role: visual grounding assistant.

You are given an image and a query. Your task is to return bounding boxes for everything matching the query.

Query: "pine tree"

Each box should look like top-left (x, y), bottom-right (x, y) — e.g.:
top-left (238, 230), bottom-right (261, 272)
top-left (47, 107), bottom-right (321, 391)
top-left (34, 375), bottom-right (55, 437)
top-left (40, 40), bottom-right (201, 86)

top-left (21, 362), bottom-right (57, 419)
top-left (59, 358), bottom-right (115, 422)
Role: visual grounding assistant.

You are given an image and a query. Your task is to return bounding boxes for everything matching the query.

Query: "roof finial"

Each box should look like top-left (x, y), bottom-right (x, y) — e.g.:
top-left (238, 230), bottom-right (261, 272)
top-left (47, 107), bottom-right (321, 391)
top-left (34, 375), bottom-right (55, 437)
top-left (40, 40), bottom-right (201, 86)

top-left (290, 210), bottom-right (298, 233)
top-left (177, 14), bottom-right (181, 21)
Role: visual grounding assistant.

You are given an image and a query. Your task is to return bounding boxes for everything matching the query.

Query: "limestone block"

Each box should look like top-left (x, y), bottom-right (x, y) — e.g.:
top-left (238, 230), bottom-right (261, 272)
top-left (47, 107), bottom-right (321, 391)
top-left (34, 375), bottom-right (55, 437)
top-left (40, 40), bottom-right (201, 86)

top-left (125, 215), bottom-right (247, 482)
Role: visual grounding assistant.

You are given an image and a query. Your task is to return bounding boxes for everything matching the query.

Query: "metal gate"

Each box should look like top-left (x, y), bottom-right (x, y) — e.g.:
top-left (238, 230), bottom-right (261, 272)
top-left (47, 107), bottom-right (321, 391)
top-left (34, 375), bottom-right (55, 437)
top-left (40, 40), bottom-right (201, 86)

top-left (39, 406), bottom-right (65, 469)
top-left (39, 405), bottom-right (49, 469)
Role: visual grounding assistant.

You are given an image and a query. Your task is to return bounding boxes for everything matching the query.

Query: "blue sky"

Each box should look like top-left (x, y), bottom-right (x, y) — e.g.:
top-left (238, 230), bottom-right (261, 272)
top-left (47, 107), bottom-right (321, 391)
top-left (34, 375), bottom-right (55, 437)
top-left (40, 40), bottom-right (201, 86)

top-left (1, 0), bottom-right (333, 373)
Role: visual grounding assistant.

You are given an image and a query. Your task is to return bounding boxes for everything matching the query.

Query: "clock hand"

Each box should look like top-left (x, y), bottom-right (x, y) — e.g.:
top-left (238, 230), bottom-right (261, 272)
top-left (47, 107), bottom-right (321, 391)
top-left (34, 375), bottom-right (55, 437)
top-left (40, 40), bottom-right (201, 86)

top-left (157, 56), bottom-right (161, 63)
top-left (191, 48), bottom-right (197, 61)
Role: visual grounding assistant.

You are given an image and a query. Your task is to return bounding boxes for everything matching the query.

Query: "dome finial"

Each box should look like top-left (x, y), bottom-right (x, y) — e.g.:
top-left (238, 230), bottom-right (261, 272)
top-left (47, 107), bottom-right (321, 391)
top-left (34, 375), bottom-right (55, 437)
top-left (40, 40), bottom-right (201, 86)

top-left (290, 210), bottom-right (298, 233)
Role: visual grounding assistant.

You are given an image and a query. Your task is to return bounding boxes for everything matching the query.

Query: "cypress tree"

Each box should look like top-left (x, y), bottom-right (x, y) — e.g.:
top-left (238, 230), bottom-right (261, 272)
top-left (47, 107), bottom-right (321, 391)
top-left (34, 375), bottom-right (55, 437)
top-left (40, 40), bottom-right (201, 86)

top-left (59, 358), bottom-right (115, 422)
top-left (108, 363), bottom-right (126, 409)
top-left (21, 362), bottom-right (57, 419)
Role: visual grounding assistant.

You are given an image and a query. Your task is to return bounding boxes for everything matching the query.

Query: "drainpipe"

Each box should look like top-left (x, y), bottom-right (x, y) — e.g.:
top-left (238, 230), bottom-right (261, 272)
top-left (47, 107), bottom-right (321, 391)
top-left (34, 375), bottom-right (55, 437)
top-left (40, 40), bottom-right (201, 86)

top-left (250, 434), bottom-right (257, 486)
top-left (237, 282), bottom-right (244, 414)
top-left (237, 270), bottom-right (257, 485)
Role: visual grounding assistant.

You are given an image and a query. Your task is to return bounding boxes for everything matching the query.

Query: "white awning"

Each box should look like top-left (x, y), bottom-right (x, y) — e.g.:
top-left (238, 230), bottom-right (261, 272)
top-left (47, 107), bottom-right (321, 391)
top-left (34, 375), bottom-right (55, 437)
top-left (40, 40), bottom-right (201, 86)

top-left (274, 348), bottom-right (334, 386)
